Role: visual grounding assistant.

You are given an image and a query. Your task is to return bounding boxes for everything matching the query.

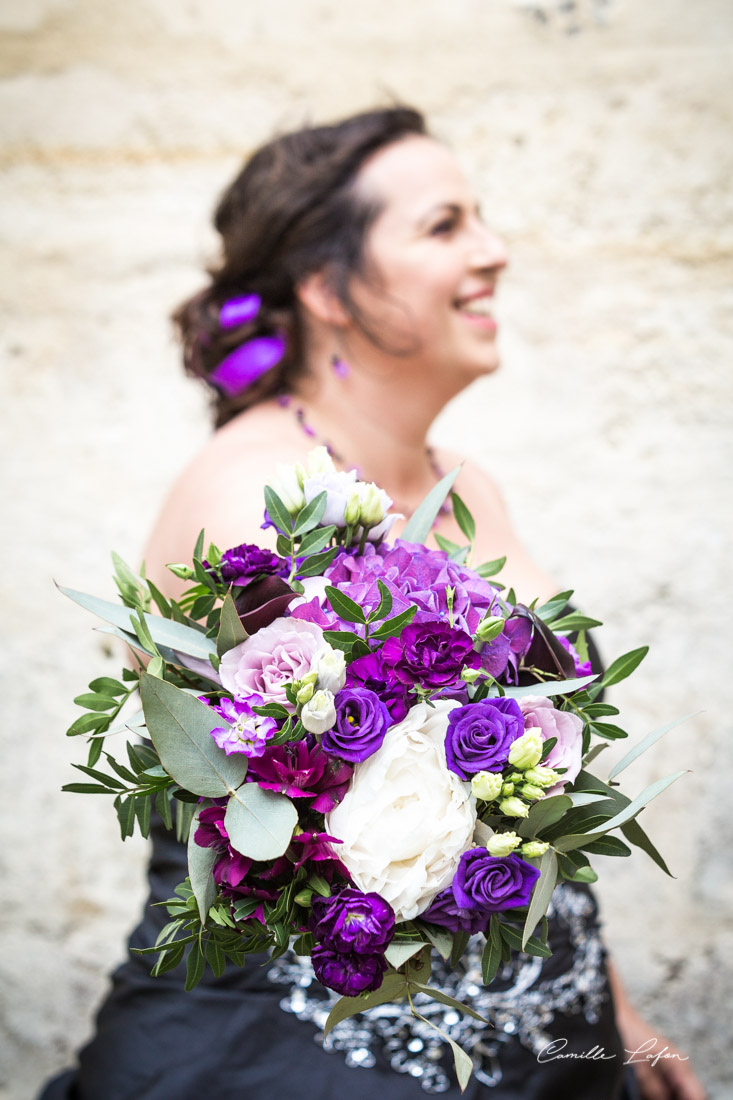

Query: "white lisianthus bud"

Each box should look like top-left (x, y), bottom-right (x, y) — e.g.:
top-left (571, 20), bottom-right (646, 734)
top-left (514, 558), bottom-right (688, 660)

top-left (471, 771), bottom-right (504, 802)
top-left (519, 783), bottom-right (546, 802)
top-left (296, 681), bottom-right (315, 705)
top-left (312, 645), bottom-right (347, 694)
top-left (486, 831), bottom-right (522, 857)
top-left (306, 446), bottom-right (336, 478)
top-left (474, 616), bottom-right (505, 644)
top-left (501, 781), bottom-right (515, 797)
top-left (499, 796), bottom-right (530, 818)
top-left (521, 840), bottom-right (550, 858)
top-left (358, 482), bottom-right (387, 528)
top-left (344, 489), bottom-right (362, 527)
top-left (523, 765), bottom-right (561, 789)
top-left (508, 731), bottom-right (544, 771)
top-left (273, 463), bottom-right (306, 513)
top-left (300, 688), bottom-right (337, 734)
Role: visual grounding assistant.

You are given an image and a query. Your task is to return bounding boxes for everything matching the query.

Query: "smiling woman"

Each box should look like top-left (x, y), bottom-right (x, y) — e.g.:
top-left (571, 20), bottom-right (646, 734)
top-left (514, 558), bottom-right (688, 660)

top-left (39, 106), bottom-right (705, 1100)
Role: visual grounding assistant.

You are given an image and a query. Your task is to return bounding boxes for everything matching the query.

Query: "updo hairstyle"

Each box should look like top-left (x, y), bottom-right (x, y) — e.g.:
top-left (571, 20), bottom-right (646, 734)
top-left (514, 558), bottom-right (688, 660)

top-left (173, 106), bottom-right (427, 428)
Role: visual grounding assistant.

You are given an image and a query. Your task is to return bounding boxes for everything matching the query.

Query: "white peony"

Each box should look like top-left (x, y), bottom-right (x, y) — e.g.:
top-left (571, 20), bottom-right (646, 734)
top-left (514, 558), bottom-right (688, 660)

top-left (325, 699), bottom-right (477, 922)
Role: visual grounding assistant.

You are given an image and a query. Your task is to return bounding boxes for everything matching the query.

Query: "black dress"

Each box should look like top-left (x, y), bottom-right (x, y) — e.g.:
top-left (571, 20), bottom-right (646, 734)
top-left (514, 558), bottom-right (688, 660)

top-left (40, 632), bottom-right (640, 1100)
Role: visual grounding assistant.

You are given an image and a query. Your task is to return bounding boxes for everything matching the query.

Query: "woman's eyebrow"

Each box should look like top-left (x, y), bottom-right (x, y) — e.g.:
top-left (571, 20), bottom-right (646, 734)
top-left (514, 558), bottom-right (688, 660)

top-left (417, 200), bottom-right (482, 228)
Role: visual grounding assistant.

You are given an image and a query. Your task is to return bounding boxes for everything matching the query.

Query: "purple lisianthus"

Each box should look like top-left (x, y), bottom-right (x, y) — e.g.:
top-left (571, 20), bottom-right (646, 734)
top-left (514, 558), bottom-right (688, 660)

top-left (557, 635), bottom-right (593, 677)
top-left (344, 650), bottom-right (409, 723)
top-left (420, 884), bottom-right (489, 935)
top-left (381, 622), bottom-right (481, 690)
top-left (423, 850), bottom-right (540, 933)
top-left (444, 698), bottom-right (524, 779)
top-left (247, 740), bottom-right (353, 813)
top-left (310, 888), bottom-right (395, 955)
top-left (311, 943), bottom-right (387, 996)
top-left (204, 542), bottom-right (288, 586)
top-left (321, 687), bottom-right (391, 763)
top-left (208, 694), bottom-right (278, 758)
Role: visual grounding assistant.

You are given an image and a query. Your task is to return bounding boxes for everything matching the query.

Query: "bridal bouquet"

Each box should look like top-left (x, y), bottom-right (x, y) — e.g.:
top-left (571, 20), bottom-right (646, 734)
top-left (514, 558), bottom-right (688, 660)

top-left (60, 449), bottom-right (683, 1090)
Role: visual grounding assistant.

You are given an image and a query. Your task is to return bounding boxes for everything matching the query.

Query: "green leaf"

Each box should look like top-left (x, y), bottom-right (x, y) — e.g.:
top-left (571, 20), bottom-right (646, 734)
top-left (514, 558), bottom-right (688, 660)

top-left (566, 865), bottom-right (598, 883)
top-left (620, 817), bottom-right (673, 877)
top-left (369, 605), bottom-right (417, 641)
top-left (205, 938), bottom-right (227, 979)
top-left (295, 547), bottom-right (338, 577)
top-left (550, 613), bottom-right (603, 632)
top-left (402, 465), bottom-right (461, 544)
top-left (600, 646), bottom-right (649, 688)
top-left (481, 922), bottom-right (502, 984)
top-left (434, 532), bottom-right (465, 557)
top-left (62, 782), bottom-right (111, 794)
top-left (533, 590), bottom-right (573, 622)
top-left (608, 713), bottom-right (696, 781)
top-left (224, 785), bottom-right (298, 861)
top-left (475, 556), bottom-right (506, 579)
top-left (188, 808), bottom-right (218, 922)
top-left (504, 674), bottom-right (597, 700)
top-left (151, 941), bottom-right (185, 977)
top-left (57, 584), bottom-right (216, 662)
top-left (580, 835), bottom-right (632, 857)
top-left (134, 793), bottom-right (153, 838)
top-left (418, 923), bottom-right (453, 962)
top-left (517, 794), bottom-right (572, 838)
top-left (369, 579), bottom-right (394, 624)
top-left (264, 486), bottom-right (294, 534)
top-left (73, 692), bottom-right (116, 712)
top-left (67, 712), bottom-right (110, 736)
top-left (589, 721), bottom-right (628, 740)
top-left (321, 629), bottom-right (361, 653)
top-left (450, 491), bottom-right (475, 544)
top-left (155, 788), bottom-right (173, 830)
top-left (115, 794), bottom-right (136, 838)
top-left (89, 677), bottom-right (127, 696)
top-left (297, 525), bottom-right (336, 557)
top-left (216, 591), bottom-right (248, 657)
top-left (553, 769), bottom-right (687, 852)
top-left (185, 942), bottom-right (206, 991)
top-left (103, 753), bottom-right (137, 784)
top-left (450, 930), bottom-right (470, 969)
top-left (292, 491), bottom-right (327, 536)
top-left (522, 847), bottom-right (558, 948)
top-left (323, 971), bottom-right (408, 1038)
top-left (409, 1008), bottom-right (475, 1092)
top-left (140, 673), bottom-right (248, 797)
top-left (384, 941), bottom-right (425, 969)
top-left (409, 982), bottom-right (488, 1023)
top-left (324, 585), bottom-right (367, 624)
top-left (71, 763), bottom-right (125, 790)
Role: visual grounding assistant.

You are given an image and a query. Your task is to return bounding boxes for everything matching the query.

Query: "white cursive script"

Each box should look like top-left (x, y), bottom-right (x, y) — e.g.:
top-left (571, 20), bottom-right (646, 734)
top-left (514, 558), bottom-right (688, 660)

top-left (537, 1038), bottom-right (616, 1063)
top-left (623, 1038), bottom-right (690, 1068)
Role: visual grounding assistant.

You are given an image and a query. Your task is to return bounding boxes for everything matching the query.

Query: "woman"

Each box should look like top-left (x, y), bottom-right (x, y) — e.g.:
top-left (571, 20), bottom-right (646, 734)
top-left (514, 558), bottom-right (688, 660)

top-left (41, 107), bottom-right (704, 1100)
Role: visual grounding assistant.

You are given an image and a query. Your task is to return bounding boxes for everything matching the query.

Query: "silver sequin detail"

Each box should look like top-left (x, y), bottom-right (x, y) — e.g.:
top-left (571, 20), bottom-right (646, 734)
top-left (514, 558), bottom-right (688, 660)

top-left (267, 884), bottom-right (609, 1093)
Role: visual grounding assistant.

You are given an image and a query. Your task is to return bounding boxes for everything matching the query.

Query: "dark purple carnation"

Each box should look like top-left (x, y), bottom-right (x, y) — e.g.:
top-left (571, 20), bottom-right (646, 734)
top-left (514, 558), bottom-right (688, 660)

top-left (247, 739), bottom-right (353, 813)
top-left (205, 542), bottom-right (288, 586)
top-left (344, 650), bottom-right (409, 723)
top-left (311, 943), bottom-right (387, 996)
top-left (444, 698), bottom-right (524, 779)
top-left (321, 687), bottom-right (391, 762)
top-left (310, 888), bottom-right (395, 955)
top-left (381, 622), bottom-right (481, 690)
top-left (453, 848), bottom-right (540, 913)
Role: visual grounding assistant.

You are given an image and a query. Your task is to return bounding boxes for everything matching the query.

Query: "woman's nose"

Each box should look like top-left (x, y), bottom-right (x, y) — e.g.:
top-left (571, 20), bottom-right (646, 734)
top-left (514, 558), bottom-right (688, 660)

top-left (470, 223), bottom-right (508, 272)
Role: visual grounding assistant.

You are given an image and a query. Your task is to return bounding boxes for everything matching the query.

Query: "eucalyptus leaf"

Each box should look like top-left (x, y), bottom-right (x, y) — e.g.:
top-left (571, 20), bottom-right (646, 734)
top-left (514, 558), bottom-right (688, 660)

top-left (504, 674), bottom-right (597, 700)
top-left (417, 923), bottom-right (454, 962)
top-left (522, 847), bottom-right (558, 948)
top-left (140, 673), bottom-right (248, 797)
top-left (384, 941), bottom-right (425, 969)
top-left (224, 785), bottom-right (298, 861)
top-left (402, 466), bottom-right (461, 544)
top-left (409, 982), bottom-right (488, 1024)
top-left (216, 591), bottom-right (248, 657)
top-left (188, 808), bottom-right (218, 921)
top-left (323, 971), bottom-right (408, 1038)
top-left (608, 713), bottom-right (696, 781)
top-left (621, 817), bottom-right (673, 876)
top-left (409, 1008), bottom-right (474, 1093)
top-left (553, 769), bottom-right (687, 852)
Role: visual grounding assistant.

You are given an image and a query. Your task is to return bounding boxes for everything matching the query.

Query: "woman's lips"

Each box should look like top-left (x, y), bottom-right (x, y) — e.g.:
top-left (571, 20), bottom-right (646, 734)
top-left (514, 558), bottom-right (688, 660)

top-left (455, 295), bottom-right (497, 331)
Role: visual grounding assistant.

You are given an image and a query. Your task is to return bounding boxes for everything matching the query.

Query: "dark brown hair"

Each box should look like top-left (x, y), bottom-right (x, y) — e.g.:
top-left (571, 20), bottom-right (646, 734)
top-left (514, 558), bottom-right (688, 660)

top-left (173, 106), bottom-right (427, 428)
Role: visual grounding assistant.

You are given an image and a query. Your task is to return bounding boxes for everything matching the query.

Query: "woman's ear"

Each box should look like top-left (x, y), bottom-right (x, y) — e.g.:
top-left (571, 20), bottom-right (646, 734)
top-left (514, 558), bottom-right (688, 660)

top-left (296, 270), bottom-right (351, 328)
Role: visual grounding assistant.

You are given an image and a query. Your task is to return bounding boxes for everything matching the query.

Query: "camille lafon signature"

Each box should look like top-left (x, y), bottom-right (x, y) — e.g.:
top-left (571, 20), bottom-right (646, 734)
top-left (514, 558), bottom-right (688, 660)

top-left (537, 1037), bottom-right (690, 1068)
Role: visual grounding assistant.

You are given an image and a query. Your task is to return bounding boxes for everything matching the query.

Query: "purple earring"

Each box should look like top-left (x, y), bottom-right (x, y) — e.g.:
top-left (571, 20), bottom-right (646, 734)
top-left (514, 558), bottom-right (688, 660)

top-left (331, 354), bottom-right (350, 379)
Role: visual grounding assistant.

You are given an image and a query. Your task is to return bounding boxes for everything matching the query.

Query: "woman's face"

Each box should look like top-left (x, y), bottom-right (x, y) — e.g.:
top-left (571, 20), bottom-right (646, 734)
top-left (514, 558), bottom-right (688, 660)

top-left (350, 135), bottom-right (508, 383)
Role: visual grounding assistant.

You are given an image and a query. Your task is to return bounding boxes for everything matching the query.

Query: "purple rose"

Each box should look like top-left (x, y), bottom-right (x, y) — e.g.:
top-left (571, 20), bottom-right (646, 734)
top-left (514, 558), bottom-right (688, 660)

top-left (208, 542), bottom-right (288, 586)
top-left (310, 888), bottom-right (395, 955)
top-left (321, 687), bottom-right (391, 763)
top-left (247, 739), bottom-right (353, 813)
top-left (344, 650), bottom-right (409, 723)
top-left (311, 943), bottom-right (387, 996)
top-left (444, 698), bottom-right (524, 779)
top-left (381, 622), bottom-right (481, 690)
top-left (453, 848), bottom-right (540, 913)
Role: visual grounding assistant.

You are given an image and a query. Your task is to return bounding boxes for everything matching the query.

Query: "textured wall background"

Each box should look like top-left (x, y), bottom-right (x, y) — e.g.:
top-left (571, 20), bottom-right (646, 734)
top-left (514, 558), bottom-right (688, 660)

top-left (1, 1), bottom-right (731, 1096)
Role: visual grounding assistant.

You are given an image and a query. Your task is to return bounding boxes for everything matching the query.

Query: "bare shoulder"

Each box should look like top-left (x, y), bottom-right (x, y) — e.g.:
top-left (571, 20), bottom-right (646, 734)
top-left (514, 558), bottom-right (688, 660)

top-left (433, 447), bottom-right (511, 520)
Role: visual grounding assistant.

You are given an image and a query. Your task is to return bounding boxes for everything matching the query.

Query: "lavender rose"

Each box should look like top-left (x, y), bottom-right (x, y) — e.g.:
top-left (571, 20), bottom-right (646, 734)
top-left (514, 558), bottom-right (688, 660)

top-left (381, 621), bottom-right (481, 690)
top-left (321, 687), bottom-right (391, 763)
top-left (311, 943), bottom-right (387, 996)
top-left (310, 888), bottom-right (395, 955)
top-left (445, 698), bottom-right (525, 779)
top-left (518, 695), bottom-right (584, 794)
top-left (219, 616), bottom-right (325, 708)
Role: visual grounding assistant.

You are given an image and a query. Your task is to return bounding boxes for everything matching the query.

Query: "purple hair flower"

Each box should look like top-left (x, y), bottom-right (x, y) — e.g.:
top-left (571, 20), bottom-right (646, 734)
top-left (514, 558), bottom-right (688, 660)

top-left (219, 294), bottom-right (261, 329)
top-left (321, 687), bottom-right (391, 763)
top-left (444, 698), bottom-right (524, 779)
top-left (311, 943), bottom-right (387, 996)
top-left (310, 888), bottom-right (395, 955)
top-left (208, 694), bottom-right (278, 758)
top-left (210, 334), bottom-right (286, 396)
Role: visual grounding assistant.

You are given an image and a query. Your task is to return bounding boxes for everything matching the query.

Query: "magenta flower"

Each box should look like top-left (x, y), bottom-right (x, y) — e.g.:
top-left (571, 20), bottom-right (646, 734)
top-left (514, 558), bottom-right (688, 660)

top-left (310, 888), bottom-right (395, 955)
top-left (311, 943), bottom-right (387, 996)
top-left (208, 694), bottom-right (278, 758)
top-left (247, 740), bottom-right (353, 813)
top-left (381, 621), bottom-right (481, 690)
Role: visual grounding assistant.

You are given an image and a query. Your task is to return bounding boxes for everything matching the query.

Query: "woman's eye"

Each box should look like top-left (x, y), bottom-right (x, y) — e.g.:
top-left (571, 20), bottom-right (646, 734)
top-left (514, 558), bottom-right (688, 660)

top-left (430, 216), bottom-right (458, 237)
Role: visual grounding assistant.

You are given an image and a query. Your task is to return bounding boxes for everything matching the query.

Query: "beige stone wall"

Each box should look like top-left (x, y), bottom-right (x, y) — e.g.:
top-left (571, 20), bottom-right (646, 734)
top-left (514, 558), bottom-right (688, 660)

top-left (1, 1), bottom-right (731, 1096)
